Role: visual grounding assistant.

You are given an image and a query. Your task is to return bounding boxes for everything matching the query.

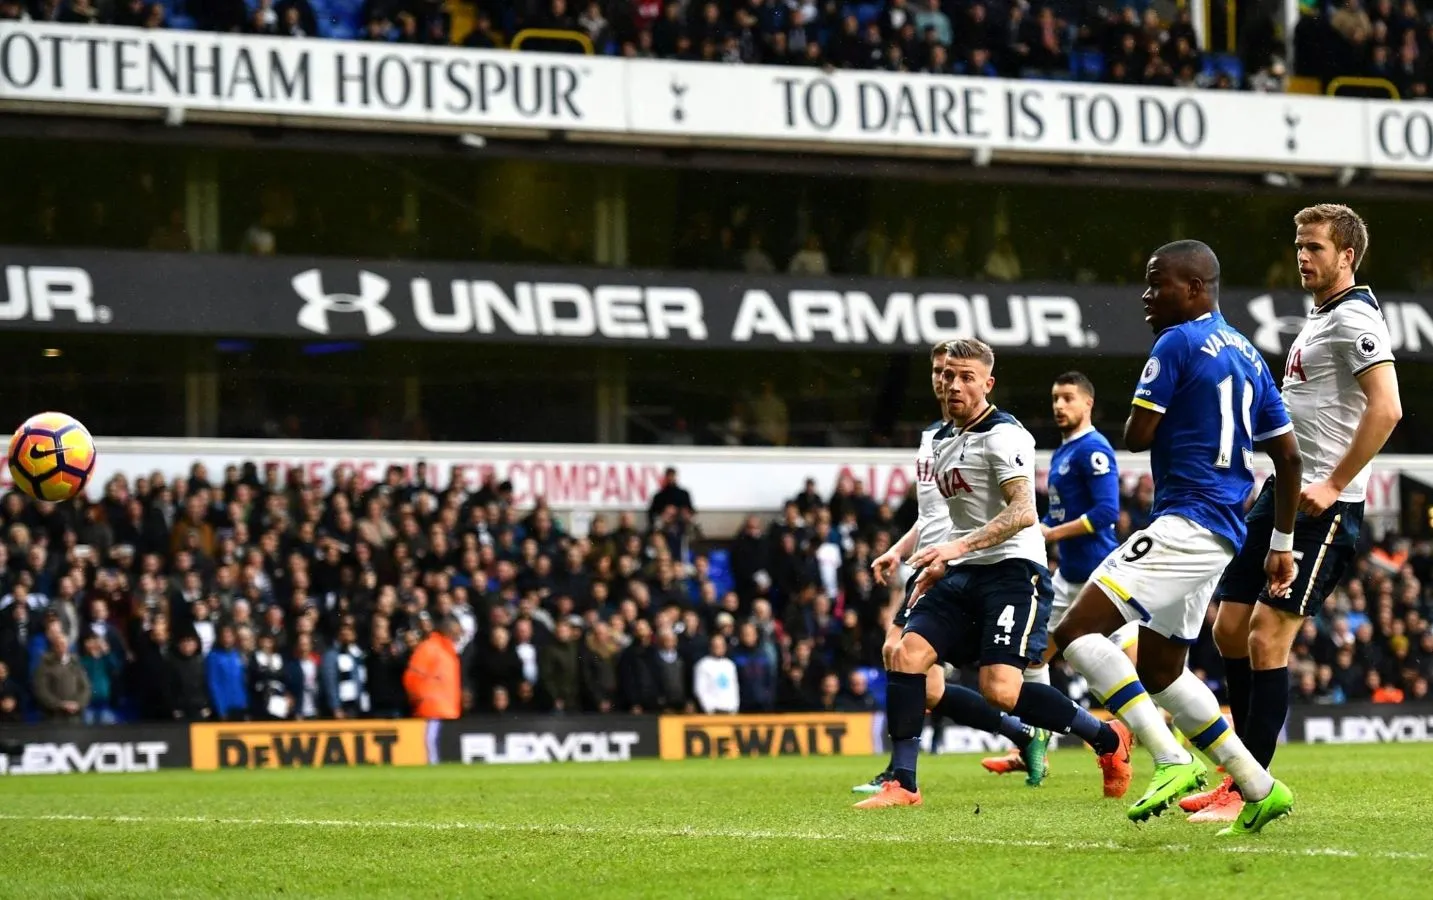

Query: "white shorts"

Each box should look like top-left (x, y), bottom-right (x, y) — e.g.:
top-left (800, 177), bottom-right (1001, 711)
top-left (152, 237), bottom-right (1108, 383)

top-left (1051, 569), bottom-right (1080, 627)
top-left (1052, 571), bottom-right (1140, 651)
top-left (1088, 515), bottom-right (1233, 644)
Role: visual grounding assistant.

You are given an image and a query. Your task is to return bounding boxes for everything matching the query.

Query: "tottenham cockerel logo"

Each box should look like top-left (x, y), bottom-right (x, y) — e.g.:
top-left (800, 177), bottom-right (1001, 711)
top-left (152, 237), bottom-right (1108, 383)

top-left (292, 269), bottom-right (397, 336)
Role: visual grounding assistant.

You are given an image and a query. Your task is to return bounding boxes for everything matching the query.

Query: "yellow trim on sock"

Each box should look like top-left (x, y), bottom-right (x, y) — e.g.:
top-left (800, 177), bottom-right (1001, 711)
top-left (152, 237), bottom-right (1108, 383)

top-left (1098, 674), bottom-right (1138, 705)
top-left (1113, 693), bottom-right (1149, 718)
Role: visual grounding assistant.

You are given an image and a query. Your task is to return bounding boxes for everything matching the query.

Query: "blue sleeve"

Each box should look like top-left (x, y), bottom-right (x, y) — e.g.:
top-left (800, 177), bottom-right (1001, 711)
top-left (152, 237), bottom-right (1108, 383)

top-left (1081, 445), bottom-right (1121, 533)
top-left (205, 654), bottom-right (225, 716)
top-left (1132, 329), bottom-right (1187, 414)
top-left (1252, 366), bottom-right (1292, 442)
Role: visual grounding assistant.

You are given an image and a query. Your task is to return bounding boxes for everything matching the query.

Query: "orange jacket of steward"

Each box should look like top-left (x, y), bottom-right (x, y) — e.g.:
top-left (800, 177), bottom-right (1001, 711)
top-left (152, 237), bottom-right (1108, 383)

top-left (404, 633), bottom-right (461, 719)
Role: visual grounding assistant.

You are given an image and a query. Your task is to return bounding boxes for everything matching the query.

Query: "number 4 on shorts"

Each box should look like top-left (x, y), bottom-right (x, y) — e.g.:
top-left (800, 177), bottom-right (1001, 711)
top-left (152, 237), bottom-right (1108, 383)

top-left (997, 605), bottom-right (1016, 632)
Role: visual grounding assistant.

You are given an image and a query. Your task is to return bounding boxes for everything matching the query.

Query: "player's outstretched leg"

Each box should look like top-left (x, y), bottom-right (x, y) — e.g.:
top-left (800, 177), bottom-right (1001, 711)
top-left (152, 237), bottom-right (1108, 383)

top-left (1183, 599), bottom-right (1253, 818)
top-left (1004, 679), bottom-right (1128, 790)
top-left (1151, 669), bottom-right (1293, 835)
top-left (1062, 632), bottom-right (1205, 821)
top-left (932, 680), bottom-right (1048, 786)
top-left (982, 656), bottom-right (1053, 776)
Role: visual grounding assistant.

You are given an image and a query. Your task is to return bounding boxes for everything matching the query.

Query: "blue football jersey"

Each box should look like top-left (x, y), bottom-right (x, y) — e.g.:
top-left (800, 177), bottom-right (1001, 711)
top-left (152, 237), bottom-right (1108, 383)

top-left (1132, 311), bottom-right (1292, 549)
top-left (1042, 428), bottom-right (1120, 583)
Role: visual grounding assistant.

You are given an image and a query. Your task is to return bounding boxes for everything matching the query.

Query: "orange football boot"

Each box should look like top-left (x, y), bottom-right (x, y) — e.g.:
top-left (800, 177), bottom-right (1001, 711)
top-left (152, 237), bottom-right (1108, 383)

top-left (853, 780), bottom-right (923, 809)
top-left (1186, 778), bottom-right (1242, 822)
top-left (1180, 773), bottom-right (1233, 813)
top-left (981, 749), bottom-right (1028, 775)
top-left (1098, 720), bottom-right (1134, 799)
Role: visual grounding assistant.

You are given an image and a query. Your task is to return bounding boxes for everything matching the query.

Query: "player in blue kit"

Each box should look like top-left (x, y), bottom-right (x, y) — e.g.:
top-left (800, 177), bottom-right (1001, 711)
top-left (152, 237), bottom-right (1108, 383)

top-left (1049, 241), bottom-right (1305, 835)
top-left (981, 372), bottom-right (1136, 797)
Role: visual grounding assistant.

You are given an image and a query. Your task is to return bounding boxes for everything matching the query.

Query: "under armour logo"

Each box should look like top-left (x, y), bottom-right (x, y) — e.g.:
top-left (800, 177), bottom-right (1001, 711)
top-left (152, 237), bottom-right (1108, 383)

top-left (993, 634), bottom-right (1012, 645)
top-left (1246, 294), bottom-right (1308, 355)
top-left (1284, 110), bottom-right (1300, 153)
top-left (670, 79), bottom-right (688, 123)
top-left (292, 269), bottom-right (396, 336)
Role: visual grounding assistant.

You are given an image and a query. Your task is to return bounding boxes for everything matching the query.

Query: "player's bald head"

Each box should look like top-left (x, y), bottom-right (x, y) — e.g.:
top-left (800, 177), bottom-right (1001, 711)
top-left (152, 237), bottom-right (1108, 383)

top-left (1152, 240), bottom-right (1221, 298)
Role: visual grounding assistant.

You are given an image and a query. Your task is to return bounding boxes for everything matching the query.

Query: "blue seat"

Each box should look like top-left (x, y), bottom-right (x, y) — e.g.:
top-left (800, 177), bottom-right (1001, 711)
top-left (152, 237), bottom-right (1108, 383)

top-left (706, 548), bottom-right (736, 598)
top-left (1076, 49), bottom-right (1105, 81)
top-left (1215, 53), bottom-right (1244, 84)
top-left (860, 666), bottom-right (887, 707)
top-left (854, 0), bottom-right (882, 26)
top-left (169, 12), bottom-right (196, 28)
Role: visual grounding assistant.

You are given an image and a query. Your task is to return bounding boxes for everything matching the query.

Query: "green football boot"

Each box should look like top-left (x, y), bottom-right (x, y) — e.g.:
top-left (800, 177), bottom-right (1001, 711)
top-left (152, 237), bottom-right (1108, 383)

top-left (1127, 757), bottom-right (1208, 822)
top-left (1217, 780), bottom-right (1294, 836)
top-left (852, 770), bottom-right (894, 795)
top-left (1022, 728), bottom-right (1051, 787)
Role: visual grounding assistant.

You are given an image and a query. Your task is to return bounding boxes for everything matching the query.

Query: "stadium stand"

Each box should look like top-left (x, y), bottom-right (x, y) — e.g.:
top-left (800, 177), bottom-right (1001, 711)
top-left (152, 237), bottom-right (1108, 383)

top-left (1, 0), bottom-right (1422, 97)
top-left (1, 461), bottom-right (1427, 727)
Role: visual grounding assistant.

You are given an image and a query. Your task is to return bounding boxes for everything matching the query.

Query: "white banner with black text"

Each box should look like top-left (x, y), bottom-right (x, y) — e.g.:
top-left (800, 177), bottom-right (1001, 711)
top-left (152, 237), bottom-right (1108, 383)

top-left (4, 23), bottom-right (1433, 171)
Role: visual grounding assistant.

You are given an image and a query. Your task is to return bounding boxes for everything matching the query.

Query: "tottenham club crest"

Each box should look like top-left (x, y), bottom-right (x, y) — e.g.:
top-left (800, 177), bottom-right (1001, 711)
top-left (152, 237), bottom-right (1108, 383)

top-left (670, 79), bottom-right (688, 123)
top-left (292, 269), bottom-right (397, 336)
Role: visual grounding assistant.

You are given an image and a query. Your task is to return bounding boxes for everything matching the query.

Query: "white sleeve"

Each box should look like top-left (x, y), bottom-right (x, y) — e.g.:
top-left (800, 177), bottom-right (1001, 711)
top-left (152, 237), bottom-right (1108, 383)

top-left (986, 424), bottom-right (1038, 489)
top-left (1334, 302), bottom-right (1396, 377)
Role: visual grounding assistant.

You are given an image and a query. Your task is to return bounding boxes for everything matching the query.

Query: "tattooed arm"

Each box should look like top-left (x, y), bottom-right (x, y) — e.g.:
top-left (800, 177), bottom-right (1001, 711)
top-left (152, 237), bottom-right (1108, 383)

top-left (909, 479), bottom-right (1037, 594)
top-left (954, 478), bottom-right (1038, 553)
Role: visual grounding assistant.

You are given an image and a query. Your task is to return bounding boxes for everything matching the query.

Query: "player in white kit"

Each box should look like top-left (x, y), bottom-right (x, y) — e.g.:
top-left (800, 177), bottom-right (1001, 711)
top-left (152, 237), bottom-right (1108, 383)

top-left (856, 340), bottom-right (1127, 808)
top-left (1183, 204), bottom-right (1403, 822)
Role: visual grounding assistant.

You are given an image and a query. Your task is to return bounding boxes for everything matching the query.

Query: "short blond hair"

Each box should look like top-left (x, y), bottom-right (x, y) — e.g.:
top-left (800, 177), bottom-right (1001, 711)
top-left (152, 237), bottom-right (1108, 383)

top-left (929, 342), bottom-right (950, 360)
top-left (1295, 204), bottom-right (1369, 271)
top-left (941, 339), bottom-right (995, 370)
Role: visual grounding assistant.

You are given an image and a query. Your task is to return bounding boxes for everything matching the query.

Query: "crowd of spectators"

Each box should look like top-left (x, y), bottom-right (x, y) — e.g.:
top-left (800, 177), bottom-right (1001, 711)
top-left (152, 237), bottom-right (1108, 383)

top-left (0, 458), bottom-right (1429, 730)
top-left (0, 0), bottom-right (1419, 99)
top-left (1296, 0), bottom-right (1433, 99)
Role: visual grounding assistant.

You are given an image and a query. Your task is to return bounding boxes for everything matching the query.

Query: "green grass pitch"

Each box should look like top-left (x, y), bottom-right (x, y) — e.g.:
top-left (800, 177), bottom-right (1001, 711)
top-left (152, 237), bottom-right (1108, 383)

top-left (0, 743), bottom-right (1426, 898)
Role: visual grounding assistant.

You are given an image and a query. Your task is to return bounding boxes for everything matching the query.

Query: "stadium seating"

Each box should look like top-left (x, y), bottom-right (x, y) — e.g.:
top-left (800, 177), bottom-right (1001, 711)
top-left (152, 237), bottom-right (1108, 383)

top-left (3, 0), bottom-right (1414, 99)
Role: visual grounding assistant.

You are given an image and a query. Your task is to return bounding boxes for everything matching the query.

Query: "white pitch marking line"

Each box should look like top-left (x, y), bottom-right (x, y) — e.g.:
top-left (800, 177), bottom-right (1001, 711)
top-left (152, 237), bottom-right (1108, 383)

top-left (0, 813), bottom-right (1424, 862)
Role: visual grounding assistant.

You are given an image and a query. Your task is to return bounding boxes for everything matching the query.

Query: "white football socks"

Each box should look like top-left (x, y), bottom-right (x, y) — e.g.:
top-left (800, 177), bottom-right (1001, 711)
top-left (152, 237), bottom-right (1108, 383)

top-left (1022, 665), bottom-right (1051, 686)
top-left (1064, 633), bottom-right (1191, 766)
top-left (1153, 669), bottom-right (1274, 802)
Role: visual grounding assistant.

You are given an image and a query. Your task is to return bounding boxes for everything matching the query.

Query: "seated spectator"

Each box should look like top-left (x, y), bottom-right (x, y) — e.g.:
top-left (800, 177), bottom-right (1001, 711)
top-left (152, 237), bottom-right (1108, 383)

top-left (837, 670), bottom-right (878, 712)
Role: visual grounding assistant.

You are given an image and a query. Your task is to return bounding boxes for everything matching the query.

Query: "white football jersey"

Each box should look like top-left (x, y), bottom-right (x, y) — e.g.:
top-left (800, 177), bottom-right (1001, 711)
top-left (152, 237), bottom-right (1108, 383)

top-left (1280, 286), bottom-right (1395, 503)
top-left (913, 419), bottom-right (955, 554)
top-left (931, 405), bottom-right (1045, 567)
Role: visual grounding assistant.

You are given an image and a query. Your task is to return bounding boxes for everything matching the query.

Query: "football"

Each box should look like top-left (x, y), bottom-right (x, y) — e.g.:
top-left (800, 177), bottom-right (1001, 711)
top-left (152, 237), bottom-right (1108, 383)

top-left (6, 412), bottom-right (97, 502)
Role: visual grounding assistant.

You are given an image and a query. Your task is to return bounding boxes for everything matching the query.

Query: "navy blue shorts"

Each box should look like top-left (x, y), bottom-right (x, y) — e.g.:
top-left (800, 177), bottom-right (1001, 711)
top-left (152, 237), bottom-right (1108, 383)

top-left (893, 570), bottom-right (922, 628)
top-left (903, 559), bottom-right (1053, 669)
top-left (1214, 477), bottom-right (1364, 617)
